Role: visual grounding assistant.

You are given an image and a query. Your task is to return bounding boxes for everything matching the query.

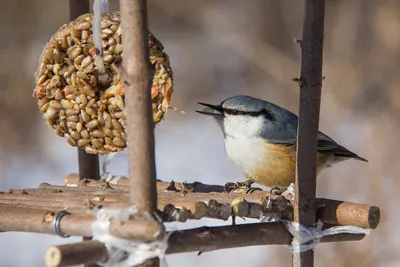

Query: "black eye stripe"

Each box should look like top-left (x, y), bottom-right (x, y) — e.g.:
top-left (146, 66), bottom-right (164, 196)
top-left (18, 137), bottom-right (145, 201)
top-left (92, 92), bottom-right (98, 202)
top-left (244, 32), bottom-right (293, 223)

top-left (223, 108), bottom-right (275, 121)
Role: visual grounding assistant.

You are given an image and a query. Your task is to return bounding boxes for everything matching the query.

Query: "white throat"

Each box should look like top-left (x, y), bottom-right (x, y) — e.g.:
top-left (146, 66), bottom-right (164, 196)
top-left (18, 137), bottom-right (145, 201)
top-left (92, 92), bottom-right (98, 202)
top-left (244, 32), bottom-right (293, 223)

top-left (221, 114), bottom-right (267, 179)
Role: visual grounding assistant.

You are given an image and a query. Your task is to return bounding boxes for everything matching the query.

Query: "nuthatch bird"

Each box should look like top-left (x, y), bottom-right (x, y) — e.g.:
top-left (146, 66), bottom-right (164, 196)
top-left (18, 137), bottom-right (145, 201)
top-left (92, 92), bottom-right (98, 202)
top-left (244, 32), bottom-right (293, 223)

top-left (196, 95), bottom-right (367, 192)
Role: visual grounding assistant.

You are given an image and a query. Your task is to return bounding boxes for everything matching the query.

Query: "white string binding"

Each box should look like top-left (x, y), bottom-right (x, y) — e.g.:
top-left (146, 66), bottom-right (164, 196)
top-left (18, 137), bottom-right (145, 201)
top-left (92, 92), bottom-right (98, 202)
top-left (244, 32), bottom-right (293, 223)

top-left (281, 219), bottom-right (370, 253)
top-left (93, 0), bottom-right (109, 74)
top-left (91, 206), bottom-right (169, 267)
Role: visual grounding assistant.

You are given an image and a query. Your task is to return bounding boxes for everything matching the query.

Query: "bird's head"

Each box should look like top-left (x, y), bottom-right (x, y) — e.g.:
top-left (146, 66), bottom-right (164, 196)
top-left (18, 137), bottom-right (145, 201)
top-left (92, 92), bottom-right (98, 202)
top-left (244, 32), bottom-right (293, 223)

top-left (196, 95), bottom-right (282, 138)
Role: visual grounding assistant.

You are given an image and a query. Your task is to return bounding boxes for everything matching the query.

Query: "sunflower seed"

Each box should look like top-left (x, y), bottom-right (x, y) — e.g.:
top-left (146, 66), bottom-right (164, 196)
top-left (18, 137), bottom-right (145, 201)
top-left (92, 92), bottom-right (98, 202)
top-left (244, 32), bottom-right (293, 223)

top-left (112, 130), bottom-right (122, 138)
top-left (86, 119), bottom-right (99, 130)
top-left (110, 24), bottom-right (119, 32)
top-left (45, 107), bottom-right (58, 120)
top-left (70, 72), bottom-right (77, 86)
top-left (49, 100), bottom-right (62, 109)
top-left (78, 139), bottom-right (90, 147)
top-left (76, 21), bottom-right (91, 30)
top-left (81, 129), bottom-right (90, 139)
top-left (55, 89), bottom-right (63, 100)
top-left (114, 111), bottom-right (125, 120)
top-left (40, 102), bottom-right (49, 112)
top-left (111, 119), bottom-right (122, 130)
top-left (65, 65), bottom-right (76, 77)
top-left (101, 20), bottom-right (111, 29)
top-left (61, 36), bottom-right (68, 49)
top-left (67, 115), bottom-right (79, 122)
top-left (92, 130), bottom-right (105, 138)
top-left (87, 98), bottom-right (96, 108)
top-left (66, 134), bottom-right (77, 146)
top-left (105, 137), bottom-right (113, 145)
top-left (70, 46), bottom-right (82, 60)
top-left (38, 97), bottom-right (50, 107)
top-left (66, 108), bottom-right (78, 116)
top-left (73, 54), bottom-right (84, 67)
top-left (103, 54), bottom-right (114, 63)
top-left (71, 29), bottom-right (81, 39)
top-left (70, 130), bottom-right (81, 140)
top-left (83, 62), bottom-right (94, 73)
top-left (77, 71), bottom-right (89, 80)
top-left (67, 121), bottom-right (76, 129)
top-left (76, 122), bottom-right (83, 133)
top-left (81, 110), bottom-right (91, 122)
top-left (85, 107), bottom-right (95, 116)
top-left (112, 137), bottom-right (126, 147)
top-left (91, 138), bottom-right (103, 148)
top-left (61, 99), bottom-right (74, 109)
top-left (55, 126), bottom-right (64, 136)
top-left (49, 75), bottom-right (60, 87)
top-left (37, 75), bottom-right (47, 85)
top-left (105, 129), bottom-right (113, 138)
top-left (81, 56), bottom-right (92, 69)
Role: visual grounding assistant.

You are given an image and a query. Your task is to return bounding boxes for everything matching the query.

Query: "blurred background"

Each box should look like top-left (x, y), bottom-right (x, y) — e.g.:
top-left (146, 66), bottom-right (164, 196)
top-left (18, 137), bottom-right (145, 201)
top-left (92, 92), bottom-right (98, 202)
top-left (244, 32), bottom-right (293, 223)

top-left (0, 0), bottom-right (398, 266)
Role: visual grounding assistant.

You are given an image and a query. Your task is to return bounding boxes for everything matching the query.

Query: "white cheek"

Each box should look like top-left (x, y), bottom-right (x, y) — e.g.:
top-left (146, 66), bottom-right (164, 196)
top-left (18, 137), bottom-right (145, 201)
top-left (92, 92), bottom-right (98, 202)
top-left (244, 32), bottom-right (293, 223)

top-left (223, 115), bottom-right (264, 137)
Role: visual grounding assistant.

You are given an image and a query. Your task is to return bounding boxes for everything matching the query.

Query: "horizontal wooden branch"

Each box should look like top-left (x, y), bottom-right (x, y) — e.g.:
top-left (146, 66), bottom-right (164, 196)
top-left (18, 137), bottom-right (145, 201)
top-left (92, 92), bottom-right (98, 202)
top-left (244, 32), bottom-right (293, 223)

top-left (0, 206), bottom-right (163, 241)
top-left (0, 174), bottom-right (380, 235)
top-left (45, 222), bottom-right (366, 267)
top-left (67, 174), bottom-right (380, 228)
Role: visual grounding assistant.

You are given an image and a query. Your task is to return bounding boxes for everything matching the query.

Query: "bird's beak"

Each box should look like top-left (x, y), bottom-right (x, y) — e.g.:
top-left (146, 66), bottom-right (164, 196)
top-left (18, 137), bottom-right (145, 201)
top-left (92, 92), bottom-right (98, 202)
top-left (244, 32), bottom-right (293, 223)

top-left (196, 102), bottom-right (224, 118)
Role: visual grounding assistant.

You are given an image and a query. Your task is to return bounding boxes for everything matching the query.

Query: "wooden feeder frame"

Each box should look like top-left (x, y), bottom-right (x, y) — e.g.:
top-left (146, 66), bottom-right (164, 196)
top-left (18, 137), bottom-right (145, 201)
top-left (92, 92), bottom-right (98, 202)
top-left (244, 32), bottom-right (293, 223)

top-left (0, 1), bottom-right (380, 267)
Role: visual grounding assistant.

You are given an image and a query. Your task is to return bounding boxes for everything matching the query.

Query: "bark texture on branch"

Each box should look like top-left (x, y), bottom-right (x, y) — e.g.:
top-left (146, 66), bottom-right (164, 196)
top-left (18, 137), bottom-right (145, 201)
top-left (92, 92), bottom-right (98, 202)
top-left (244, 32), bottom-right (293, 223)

top-left (0, 176), bottom-right (380, 238)
top-left (43, 223), bottom-right (366, 267)
top-left (294, 0), bottom-right (326, 266)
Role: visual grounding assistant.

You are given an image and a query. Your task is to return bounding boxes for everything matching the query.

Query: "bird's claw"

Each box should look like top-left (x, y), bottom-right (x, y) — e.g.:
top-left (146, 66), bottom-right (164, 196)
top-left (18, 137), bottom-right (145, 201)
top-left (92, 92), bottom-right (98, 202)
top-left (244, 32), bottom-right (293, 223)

top-left (224, 180), bottom-right (254, 193)
top-left (270, 186), bottom-right (285, 196)
top-left (245, 187), bottom-right (263, 194)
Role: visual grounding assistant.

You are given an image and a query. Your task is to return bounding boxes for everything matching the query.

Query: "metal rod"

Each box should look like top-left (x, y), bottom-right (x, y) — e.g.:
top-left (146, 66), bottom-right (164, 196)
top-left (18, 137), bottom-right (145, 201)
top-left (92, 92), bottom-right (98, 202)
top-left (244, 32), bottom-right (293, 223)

top-left (77, 149), bottom-right (100, 180)
top-left (294, 0), bottom-right (326, 267)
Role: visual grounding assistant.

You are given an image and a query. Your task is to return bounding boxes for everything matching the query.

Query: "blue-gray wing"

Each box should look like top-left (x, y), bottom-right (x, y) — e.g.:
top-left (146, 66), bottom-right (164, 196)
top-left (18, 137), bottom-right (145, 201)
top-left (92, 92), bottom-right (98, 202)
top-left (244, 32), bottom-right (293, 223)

top-left (317, 132), bottom-right (367, 161)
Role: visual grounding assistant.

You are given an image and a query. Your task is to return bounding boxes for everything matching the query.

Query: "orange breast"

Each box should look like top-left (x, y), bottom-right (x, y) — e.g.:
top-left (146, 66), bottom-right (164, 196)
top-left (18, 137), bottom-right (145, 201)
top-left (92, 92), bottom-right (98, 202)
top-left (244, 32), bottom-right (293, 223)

top-left (248, 142), bottom-right (331, 188)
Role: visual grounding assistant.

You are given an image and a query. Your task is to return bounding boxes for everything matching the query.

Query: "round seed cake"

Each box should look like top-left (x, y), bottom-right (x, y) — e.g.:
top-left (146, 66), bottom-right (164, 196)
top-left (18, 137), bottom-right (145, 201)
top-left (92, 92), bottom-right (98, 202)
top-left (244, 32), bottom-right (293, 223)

top-left (33, 12), bottom-right (173, 154)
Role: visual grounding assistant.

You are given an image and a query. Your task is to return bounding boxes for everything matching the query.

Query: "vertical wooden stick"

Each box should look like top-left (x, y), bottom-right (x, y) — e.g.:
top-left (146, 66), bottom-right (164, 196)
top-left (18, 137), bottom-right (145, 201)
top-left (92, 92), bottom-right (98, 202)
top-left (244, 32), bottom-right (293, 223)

top-left (119, 0), bottom-right (158, 266)
top-left (119, 0), bottom-right (157, 214)
top-left (294, 0), bottom-right (325, 267)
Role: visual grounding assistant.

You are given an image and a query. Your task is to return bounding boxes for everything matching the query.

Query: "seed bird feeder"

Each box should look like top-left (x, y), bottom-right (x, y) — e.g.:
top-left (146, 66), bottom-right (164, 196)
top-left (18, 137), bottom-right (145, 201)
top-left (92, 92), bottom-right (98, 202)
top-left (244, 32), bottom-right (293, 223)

top-left (0, 1), bottom-right (381, 267)
top-left (33, 12), bottom-right (173, 154)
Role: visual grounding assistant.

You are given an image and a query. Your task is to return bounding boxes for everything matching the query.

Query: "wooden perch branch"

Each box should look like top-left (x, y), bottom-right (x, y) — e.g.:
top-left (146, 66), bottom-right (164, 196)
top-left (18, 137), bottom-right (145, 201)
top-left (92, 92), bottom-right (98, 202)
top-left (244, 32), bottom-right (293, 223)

top-left (44, 223), bottom-right (366, 267)
top-left (0, 206), bottom-right (163, 241)
top-left (0, 176), bottom-right (380, 238)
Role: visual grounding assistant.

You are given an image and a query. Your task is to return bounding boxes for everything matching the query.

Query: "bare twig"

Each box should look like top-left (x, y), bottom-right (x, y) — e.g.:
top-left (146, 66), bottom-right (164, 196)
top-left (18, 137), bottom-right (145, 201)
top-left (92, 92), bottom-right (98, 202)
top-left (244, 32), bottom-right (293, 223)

top-left (294, 0), bottom-right (326, 266)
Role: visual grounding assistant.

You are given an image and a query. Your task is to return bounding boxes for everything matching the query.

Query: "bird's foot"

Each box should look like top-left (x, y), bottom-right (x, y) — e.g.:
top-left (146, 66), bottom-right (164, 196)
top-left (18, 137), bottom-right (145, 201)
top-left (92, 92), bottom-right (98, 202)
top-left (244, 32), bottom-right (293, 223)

top-left (224, 180), bottom-right (254, 193)
top-left (270, 186), bottom-right (285, 196)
